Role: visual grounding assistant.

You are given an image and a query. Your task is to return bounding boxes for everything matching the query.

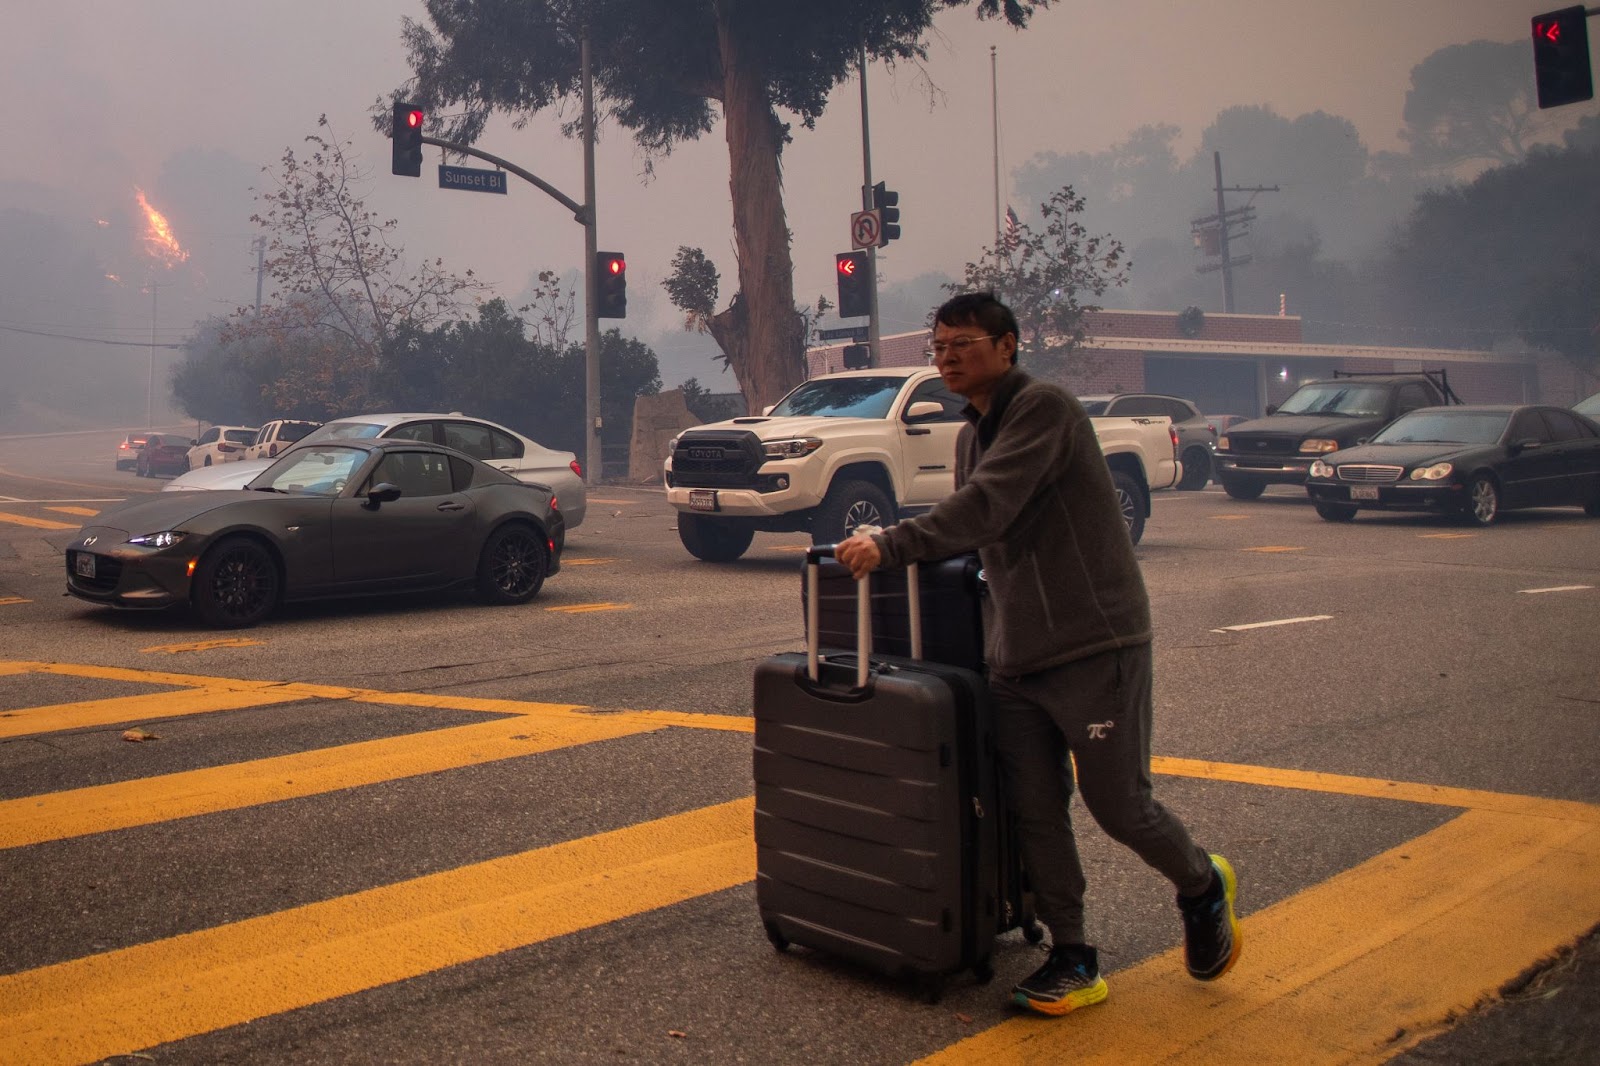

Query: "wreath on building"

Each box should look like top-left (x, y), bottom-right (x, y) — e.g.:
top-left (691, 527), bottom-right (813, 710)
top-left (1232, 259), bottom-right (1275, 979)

top-left (1177, 305), bottom-right (1205, 338)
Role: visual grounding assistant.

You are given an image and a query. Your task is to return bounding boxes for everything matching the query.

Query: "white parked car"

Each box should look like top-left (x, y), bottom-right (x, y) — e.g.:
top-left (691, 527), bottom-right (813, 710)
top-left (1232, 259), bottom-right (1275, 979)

top-left (164, 412), bottom-right (587, 546)
top-left (246, 419), bottom-right (322, 460)
top-left (187, 425), bottom-right (258, 468)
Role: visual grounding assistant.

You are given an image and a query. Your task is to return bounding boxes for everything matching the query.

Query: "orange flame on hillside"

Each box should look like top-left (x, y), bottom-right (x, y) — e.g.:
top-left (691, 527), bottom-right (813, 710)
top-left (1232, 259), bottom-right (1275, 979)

top-left (133, 187), bottom-right (188, 267)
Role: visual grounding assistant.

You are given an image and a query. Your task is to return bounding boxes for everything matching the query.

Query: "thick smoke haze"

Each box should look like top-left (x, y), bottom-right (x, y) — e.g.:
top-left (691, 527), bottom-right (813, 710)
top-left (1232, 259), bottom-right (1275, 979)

top-left (1, 1), bottom-right (1591, 431)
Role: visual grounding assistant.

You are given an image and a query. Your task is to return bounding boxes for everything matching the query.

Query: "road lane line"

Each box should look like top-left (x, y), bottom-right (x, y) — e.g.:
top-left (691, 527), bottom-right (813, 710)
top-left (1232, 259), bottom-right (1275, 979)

top-left (1419, 532), bottom-right (1476, 539)
top-left (1241, 545), bottom-right (1305, 553)
top-left (0, 798), bottom-right (755, 1066)
top-left (140, 638), bottom-right (266, 654)
top-left (1211, 614), bottom-right (1332, 633)
top-left (919, 809), bottom-right (1600, 1065)
top-left (0, 511), bottom-right (77, 530)
top-left (0, 714), bottom-right (665, 849)
top-left (45, 506), bottom-right (99, 517)
top-left (560, 557), bottom-right (614, 565)
top-left (0, 597), bottom-right (30, 607)
top-left (1517, 584), bottom-right (1594, 594)
top-left (0, 688), bottom-right (311, 739)
top-left (545, 602), bottom-right (629, 613)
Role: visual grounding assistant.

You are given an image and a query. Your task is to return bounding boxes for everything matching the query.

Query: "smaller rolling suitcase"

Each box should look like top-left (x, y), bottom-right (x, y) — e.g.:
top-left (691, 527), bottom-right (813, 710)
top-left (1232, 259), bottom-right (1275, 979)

top-left (753, 548), bottom-right (1038, 1001)
top-left (806, 552), bottom-right (986, 673)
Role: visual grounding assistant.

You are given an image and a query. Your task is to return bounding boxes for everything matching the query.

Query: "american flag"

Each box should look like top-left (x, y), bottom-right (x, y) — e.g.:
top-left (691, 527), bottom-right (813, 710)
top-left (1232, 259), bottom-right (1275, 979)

top-left (1003, 206), bottom-right (1020, 251)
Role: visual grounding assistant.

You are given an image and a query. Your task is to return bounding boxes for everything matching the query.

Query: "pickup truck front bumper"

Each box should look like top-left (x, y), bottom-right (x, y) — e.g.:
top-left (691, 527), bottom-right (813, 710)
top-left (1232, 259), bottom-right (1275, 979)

top-left (1212, 453), bottom-right (1312, 485)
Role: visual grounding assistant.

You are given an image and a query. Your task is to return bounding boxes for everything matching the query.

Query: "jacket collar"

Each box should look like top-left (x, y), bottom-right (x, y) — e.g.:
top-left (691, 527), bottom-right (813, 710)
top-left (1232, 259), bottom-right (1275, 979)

top-left (965, 366), bottom-right (1032, 448)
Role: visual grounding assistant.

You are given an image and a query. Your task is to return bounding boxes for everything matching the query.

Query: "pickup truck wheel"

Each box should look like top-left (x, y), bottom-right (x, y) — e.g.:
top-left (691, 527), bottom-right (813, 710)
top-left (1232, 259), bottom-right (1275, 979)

top-left (812, 480), bottom-right (893, 547)
top-left (1177, 447), bottom-right (1211, 490)
top-left (678, 513), bottom-right (754, 562)
top-left (1220, 473), bottom-right (1266, 500)
top-left (1110, 470), bottom-right (1146, 545)
top-left (1315, 502), bottom-right (1358, 522)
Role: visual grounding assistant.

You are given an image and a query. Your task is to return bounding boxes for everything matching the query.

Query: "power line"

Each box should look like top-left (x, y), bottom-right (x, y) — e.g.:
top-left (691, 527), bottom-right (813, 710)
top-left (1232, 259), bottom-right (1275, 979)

top-left (0, 323), bottom-right (185, 349)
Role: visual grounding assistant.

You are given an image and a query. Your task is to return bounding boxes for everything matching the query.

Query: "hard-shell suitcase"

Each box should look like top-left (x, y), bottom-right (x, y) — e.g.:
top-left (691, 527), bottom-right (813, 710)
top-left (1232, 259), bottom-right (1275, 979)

top-left (806, 553), bottom-right (986, 672)
top-left (753, 548), bottom-right (1039, 1001)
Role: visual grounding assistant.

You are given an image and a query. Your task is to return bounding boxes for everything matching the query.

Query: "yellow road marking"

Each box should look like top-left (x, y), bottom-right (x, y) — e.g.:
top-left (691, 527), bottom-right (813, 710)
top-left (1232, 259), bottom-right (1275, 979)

top-left (1420, 532), bottom-right (1476, 539)
top-left (0, 688), bottom-right (310, 740)
top-left (0, 597), bottom-right (30, 607)
top-left (1241, 545), bottom-right (1305, 553)
top-left (1209, 515), bottom-right (1250, 520)
top-left (0, 511), bottom-right (77, 530)
top-left (141, 637), bottom-right (266, 654)
top-left (586, 497), bottom-right (634, 504)
top-left (46, 506), bottom-right (99, 516)
top-left (0, 714), bottom-right (664, 849)
top-left (545, 602), bottom-right (629, 613)
top-left (0, 799), bottom-right (756, 1066)
top-left (918, 809), bottom-right (1600, 1066)
top-left (561, 557), bottom-right (614, 566)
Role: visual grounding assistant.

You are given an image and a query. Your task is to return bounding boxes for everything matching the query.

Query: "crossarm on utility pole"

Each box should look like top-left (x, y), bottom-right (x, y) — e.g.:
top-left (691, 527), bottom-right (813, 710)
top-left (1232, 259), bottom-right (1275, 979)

top-left (420, 137), bottom-right (589, 225)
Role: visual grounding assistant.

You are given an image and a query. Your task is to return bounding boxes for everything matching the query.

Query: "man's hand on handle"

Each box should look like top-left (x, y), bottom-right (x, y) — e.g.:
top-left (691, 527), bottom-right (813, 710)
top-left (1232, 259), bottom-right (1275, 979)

top-left (834, 532), bottom-right (882, 580)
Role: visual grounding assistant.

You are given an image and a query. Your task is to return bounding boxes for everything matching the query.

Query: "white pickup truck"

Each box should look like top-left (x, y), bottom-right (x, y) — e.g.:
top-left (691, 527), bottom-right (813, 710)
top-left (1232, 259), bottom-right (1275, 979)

top-left (663, 366), bottom-right (1181, 561)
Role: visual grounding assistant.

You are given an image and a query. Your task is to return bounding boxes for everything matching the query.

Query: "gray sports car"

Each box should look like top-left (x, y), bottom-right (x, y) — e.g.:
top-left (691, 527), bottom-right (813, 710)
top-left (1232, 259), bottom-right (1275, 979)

top-left (66, 438), bottom-right (563, 628)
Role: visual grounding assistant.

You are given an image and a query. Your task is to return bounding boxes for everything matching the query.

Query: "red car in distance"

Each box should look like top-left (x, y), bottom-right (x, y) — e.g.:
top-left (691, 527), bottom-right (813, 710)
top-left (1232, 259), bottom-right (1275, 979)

top-left (135, 433), bottom-right (194, 478)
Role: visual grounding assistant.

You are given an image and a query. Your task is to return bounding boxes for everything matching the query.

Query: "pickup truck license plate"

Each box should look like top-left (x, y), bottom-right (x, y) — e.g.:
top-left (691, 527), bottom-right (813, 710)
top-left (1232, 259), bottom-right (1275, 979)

top-left (74, 552), bottom-right (96, 578)
top-left (1351, 486), bottom-right (1380, 501)
top-left (688, 490), bottom-right (718, 512)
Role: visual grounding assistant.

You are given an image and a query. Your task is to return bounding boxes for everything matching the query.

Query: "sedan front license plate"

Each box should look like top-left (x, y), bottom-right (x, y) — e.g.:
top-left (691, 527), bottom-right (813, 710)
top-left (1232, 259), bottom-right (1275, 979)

top-left (1351, 486), bottom-right (1380, 501)
top-left (74, 552), bottom-right (96, 578)
top-left (688, 489), bottom-right (718, 513)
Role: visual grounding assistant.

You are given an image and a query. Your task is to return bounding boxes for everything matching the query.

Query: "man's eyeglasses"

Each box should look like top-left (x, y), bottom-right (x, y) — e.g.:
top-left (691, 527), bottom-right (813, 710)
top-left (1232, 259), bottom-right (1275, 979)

top-left (924, 334), bottom-right (1000, 360)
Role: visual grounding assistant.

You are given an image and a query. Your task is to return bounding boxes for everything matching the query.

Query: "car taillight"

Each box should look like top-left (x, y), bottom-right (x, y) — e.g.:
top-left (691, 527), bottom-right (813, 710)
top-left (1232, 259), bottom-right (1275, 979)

top-left (550, 495), bottom-right (559, 511)
top-left (569, 459), bottom-right (582, 478)
top-left (119, 442), bottom-right (129, 450)
top-left (1170, 425), bottom-right (1180, 454)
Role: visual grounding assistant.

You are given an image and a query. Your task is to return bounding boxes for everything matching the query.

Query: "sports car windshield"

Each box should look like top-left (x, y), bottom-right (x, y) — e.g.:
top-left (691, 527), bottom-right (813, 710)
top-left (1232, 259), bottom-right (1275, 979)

top-left (769, 377), bottom-right (905, 419)
top-left (252, 446), bottom-right (367, 496)
top-left (1276, 383), bottom-right (1390, 417)
top-left (1371, 412), bottom-right (1508, 445)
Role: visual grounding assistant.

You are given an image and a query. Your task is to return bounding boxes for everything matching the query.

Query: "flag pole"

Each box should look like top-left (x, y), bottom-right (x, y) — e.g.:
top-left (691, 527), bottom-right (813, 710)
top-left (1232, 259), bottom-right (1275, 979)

top-left (991, 46), bottom-right (1001, 254)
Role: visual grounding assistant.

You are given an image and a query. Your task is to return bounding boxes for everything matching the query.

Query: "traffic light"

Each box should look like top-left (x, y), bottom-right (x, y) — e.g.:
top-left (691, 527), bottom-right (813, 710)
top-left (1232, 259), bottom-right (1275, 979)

top-left (391, 102), bottom-right (424, 177)
top-left (872, 181), bottom-right (900, 245)
top-left (835, 251), bottom-right (870, 318)
top-left (841, 344), bottom-right (871, 370)
top-left (1532, 7), bottom-right (1593, 109)
top-left (597, 251), bottom-right (627, 318)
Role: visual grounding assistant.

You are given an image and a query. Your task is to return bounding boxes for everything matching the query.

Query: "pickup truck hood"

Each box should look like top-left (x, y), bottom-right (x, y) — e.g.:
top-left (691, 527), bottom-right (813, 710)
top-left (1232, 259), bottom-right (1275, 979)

top-left (684, 415), bottom-right (886, 440)
top-left (1226, 413), bottom-right (1381, 441)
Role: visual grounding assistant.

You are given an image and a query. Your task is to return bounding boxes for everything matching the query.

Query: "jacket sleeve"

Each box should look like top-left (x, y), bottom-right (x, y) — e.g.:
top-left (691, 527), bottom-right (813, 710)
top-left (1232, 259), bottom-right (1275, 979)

top-left (875, 387), bottom-right (1077, 567)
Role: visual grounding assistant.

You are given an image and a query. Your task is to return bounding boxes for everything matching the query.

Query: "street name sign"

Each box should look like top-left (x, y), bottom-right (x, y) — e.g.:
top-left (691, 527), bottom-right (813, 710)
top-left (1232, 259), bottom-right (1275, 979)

top-left (817, 326), bottom-right (870, 341)
top-left (439, 165), bottom-right (508, 194)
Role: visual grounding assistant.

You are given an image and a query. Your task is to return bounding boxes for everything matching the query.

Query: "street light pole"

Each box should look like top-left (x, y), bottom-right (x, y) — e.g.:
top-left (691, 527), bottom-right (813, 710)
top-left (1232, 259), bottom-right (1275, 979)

top-left (147, 280), bottom-right (157, 430)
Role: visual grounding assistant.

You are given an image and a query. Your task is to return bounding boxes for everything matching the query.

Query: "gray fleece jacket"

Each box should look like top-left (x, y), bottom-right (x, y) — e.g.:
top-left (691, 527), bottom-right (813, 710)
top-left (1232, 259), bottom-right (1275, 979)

top-left (872, 367), bottom-right (1152, 677)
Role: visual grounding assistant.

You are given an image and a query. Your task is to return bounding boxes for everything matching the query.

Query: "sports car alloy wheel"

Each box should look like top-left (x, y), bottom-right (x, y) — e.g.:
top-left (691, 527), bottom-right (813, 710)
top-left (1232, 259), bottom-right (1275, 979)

top-left (477, 524), bottom-right (547, 605)
top-left (192, 537), bottom-right (280, 627)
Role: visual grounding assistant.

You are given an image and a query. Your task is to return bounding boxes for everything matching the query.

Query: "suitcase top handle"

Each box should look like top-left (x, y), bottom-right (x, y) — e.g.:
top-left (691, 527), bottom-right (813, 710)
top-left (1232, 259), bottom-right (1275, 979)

top-left (806, 545), bottom-right (922, 685)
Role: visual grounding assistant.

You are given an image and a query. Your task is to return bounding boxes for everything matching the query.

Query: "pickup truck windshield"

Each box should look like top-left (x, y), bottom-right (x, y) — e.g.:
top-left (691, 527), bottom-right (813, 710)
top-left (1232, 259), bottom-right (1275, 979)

top-left (1276, 383), bottom-right (1392, 417)
top-left (770, 377), bottom-right (906, 419)
top-left (1371, 411), bottom-right (1508, 445)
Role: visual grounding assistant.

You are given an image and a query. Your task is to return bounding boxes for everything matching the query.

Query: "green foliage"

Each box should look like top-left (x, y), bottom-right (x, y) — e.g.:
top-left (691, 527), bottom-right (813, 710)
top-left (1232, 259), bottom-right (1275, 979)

top-left (680, 377), bottom-right (740, 424)
top-left (1400, 40), bottom-right (1551, 171)
top-left (663, 247), bottom-right (720, 323)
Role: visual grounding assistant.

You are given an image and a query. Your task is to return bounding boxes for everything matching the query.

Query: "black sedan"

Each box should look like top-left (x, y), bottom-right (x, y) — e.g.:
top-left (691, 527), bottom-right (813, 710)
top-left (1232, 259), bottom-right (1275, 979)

top-left (66, 439), bottom-right (564, 627)
top-left (1305, 404), bottom-right (1600, 526)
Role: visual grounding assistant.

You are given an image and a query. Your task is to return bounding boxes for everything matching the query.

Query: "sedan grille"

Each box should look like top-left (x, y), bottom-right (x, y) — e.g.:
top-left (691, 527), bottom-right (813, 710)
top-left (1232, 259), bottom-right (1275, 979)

top-left (1337, 465), bottom-right (1404, 483)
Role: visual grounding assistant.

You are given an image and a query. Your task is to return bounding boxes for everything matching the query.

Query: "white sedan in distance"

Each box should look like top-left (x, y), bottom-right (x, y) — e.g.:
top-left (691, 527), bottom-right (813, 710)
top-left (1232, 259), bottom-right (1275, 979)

top-left (187, 425), bottom-right (258, 468)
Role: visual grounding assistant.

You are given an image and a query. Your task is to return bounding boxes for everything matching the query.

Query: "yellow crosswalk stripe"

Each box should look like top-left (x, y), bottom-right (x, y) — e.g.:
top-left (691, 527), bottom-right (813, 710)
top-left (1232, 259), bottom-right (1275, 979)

top-left (545, 602), bottom-right (629, 613)
top-left (1241, 545), bottom-right (1305, 553)
top-left (0, 688), bottom-right (309, 740)
top-left (140, 637), bottom-right (265, 654)
top-left (0, 511), bottom-right (77, 530)
top-left (0, 799), bottom-right (756, 1066)
top-left (0, 597), bottom-right (30, 607)
top-left (561, 557), bottom-right (614, 566)
top-left (46, 506), bottom-right (99, 516)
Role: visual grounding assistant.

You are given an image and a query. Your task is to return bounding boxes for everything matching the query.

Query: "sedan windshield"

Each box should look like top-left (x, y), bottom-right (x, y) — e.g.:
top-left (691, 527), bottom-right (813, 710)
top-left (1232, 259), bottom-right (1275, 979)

top-left (769, 377), bottom-right (906, 419)
top-left (253, 446), bottom-right (367, 496)
top-left (1371, 411), bottom-right (1508, 445)
top-left (1276, 383), bottom-right (1391, 417)
top-left (304, 421), bottom-right (386, 442)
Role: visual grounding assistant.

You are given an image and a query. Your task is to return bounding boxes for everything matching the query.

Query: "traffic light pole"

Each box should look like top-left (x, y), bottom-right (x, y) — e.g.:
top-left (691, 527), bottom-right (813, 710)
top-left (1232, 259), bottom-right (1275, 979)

top-left (858, 47), bottom-right (882, 367)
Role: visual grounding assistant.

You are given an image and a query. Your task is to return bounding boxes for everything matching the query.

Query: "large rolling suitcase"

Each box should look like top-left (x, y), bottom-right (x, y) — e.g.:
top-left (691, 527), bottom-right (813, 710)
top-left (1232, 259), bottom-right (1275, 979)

top-left (753, 548), bottom-right (1039, 1001)
top-left (806, 552), bottom-right (986, 673)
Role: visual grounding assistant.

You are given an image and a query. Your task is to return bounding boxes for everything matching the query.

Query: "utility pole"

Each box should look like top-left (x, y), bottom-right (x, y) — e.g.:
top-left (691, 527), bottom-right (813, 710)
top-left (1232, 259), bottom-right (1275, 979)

top-left (146, 280), bottom-right (158, 431)
top-left (253, 237), bottom-right (266, 314)
top-left (582, 31), bottom-right (601, 486)
top-left (1191, 151), bottom-right (1278, 313)
top-left (858, 46), bottom-right (881, 367)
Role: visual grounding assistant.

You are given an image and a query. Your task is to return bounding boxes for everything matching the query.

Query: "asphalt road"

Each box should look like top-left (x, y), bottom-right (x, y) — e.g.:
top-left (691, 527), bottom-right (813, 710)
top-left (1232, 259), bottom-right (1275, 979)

top-left (1, 428), bottom-right (1597, 1064)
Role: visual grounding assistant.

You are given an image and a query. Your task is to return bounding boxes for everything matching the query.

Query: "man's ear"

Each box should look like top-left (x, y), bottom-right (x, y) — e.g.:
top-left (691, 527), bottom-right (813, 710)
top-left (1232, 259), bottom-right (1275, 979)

top-left (1001, 332), bottom-right (1019, 364)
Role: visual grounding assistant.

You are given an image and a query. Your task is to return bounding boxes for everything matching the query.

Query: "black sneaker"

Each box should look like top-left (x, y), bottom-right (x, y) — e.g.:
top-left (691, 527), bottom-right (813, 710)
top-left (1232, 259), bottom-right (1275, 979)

top-left (1178, 854), bottom-right (1241, 980)
top-left (1011, 943), bottom-right (1109, 1016)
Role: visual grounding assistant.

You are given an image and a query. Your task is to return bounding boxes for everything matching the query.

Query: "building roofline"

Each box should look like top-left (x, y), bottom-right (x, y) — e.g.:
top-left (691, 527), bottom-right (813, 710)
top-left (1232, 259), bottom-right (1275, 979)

top-left (1082, 336), bottom-right (1516, 363)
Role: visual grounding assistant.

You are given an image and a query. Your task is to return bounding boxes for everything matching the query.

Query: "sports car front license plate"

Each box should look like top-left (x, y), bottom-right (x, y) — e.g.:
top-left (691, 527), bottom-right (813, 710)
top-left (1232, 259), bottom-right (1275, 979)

top-left (689, 490), bottom-right (718, 512)
top-left (1351, 486), bottom-right (1380, 500)
top-left (74, 552), bottom-right (96, 578)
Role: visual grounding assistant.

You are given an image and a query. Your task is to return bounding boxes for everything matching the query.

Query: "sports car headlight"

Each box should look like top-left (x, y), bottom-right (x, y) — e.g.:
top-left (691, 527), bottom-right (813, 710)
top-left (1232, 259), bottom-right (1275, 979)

top-left (1309, 459), bottom-right (1336, 479)
top-left (1409, 462), bottom-right (1454, 481)
top-left (1299, 439), bottom-right (1340, 454)
top-left (762, 437), bottom-right (824, 460)
top-left (128, 530), bottom-right (187, 549)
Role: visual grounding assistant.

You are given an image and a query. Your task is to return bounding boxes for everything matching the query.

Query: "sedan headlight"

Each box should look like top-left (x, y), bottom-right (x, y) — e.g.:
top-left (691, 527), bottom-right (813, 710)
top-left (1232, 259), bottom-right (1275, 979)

top-left (1299, 438), bottom-right (1340, 454)
top-left (128, 531), bottom-right (187, 549)
top-left (762, 437), bottom-right (824, 460)
top-left (1309, 459), bottom-right (1336, 479)
top-left (1409, 462), bottom-right (1454, 481)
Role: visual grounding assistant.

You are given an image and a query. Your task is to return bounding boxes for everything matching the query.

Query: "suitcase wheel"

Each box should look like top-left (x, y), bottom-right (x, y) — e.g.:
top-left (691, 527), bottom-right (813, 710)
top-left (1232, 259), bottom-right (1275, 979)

top-left (1022, 920), bottom-right (1045, 945)
top-left (763, 921), bottom-right (790, 953)
top-left (974, 960), bottom-right (995, 985)
top-left (914, 974), bottom-right (945, 1005)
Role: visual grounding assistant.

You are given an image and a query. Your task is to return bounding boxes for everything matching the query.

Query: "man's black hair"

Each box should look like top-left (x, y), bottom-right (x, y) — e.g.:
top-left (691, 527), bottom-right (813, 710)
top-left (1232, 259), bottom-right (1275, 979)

top-left (933, 292), bottom-right (1019, 364)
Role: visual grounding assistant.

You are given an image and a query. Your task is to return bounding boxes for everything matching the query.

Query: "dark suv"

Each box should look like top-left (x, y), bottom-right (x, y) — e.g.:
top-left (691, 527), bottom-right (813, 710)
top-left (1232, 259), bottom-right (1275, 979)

top-left (1079, 393), bottom-right (1216, 490)
top-left (1213, 370), bottom-right (1461, 500)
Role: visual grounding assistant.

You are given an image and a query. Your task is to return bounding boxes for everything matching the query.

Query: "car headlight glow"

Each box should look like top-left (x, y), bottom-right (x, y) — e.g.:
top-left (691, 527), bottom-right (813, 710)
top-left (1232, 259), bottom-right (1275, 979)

top-left (762, 437), bottom-right (824, 460)
top-left (1299, 438), bottom-right (1340, 454)
top-left (128, 530), bottom-right (187, 549)
top-left (1309, 459), bottom-right (1335, 479)
top-left (1216, 435), bottom-right (1229, 451)
top-left (1409, 462), bottom-right (1454, 481)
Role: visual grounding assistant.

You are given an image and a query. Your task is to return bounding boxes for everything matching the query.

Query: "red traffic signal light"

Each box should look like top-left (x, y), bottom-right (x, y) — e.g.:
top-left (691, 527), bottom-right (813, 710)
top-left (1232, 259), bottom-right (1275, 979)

top-left (597, 251), bottom-right (627, 318)
top-left (1532, 7), bottom-right (1594, 109)
top-left (391, 102), bottom-right (425, 177)
top-left (835, 251), bottom-right (870, 318)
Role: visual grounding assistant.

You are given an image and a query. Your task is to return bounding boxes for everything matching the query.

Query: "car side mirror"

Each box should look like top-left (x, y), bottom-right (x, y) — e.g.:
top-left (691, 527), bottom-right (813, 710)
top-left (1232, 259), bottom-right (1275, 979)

top-left (1509, 438), bottom-right (1542, 455)
top-left (190, 439), bottom-right (199, 447)
top-left (904, 401), bottom-right (944, 423)
top-left (761, 405), bottom-right (775, 416)
top-left (365, 482), bottom-right (403, 507)
top-left (1265, 404), bottom-right (1278, 416)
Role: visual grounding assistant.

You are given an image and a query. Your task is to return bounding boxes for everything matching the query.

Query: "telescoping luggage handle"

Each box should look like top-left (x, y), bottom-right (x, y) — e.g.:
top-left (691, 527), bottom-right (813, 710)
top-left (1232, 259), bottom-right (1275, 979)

top-left (805, 545), bottom-right (921, 687)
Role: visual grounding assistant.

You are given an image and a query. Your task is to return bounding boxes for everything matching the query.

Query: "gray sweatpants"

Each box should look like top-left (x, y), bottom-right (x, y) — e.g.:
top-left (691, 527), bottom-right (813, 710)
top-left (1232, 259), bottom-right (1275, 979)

top-left (990, 642), bottom-right (1212, 947)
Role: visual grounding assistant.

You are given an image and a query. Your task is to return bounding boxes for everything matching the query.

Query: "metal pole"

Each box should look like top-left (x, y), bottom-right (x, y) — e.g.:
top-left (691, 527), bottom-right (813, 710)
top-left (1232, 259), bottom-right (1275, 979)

top-left (859, 47), bottom-right (881, 367)
top-left (582, 32), bottom-right (601, 487)
top-left (253, 237), bottom-right (265, 314)
top-left (147, 281), bottom-right (156, 430)
top-left (992, 46), bottom-right (1001, 253)
top-left (1214, 151), bottom-right (1235, 314)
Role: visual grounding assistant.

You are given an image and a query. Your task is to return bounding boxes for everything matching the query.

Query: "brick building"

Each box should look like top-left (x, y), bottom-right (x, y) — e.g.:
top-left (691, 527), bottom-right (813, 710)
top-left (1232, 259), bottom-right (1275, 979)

top-left (806, 309), bottom-right (1595, 418)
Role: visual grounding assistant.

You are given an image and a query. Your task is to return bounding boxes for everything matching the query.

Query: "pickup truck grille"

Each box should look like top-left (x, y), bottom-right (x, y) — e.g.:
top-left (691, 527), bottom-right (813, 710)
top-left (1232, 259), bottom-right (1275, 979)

top-left (1336, 464), bottom-right (1404, 483)
top-left (670, 430), bottom-right (767, 489)
top-left (1226, 432), bottom-right (1300, 457)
